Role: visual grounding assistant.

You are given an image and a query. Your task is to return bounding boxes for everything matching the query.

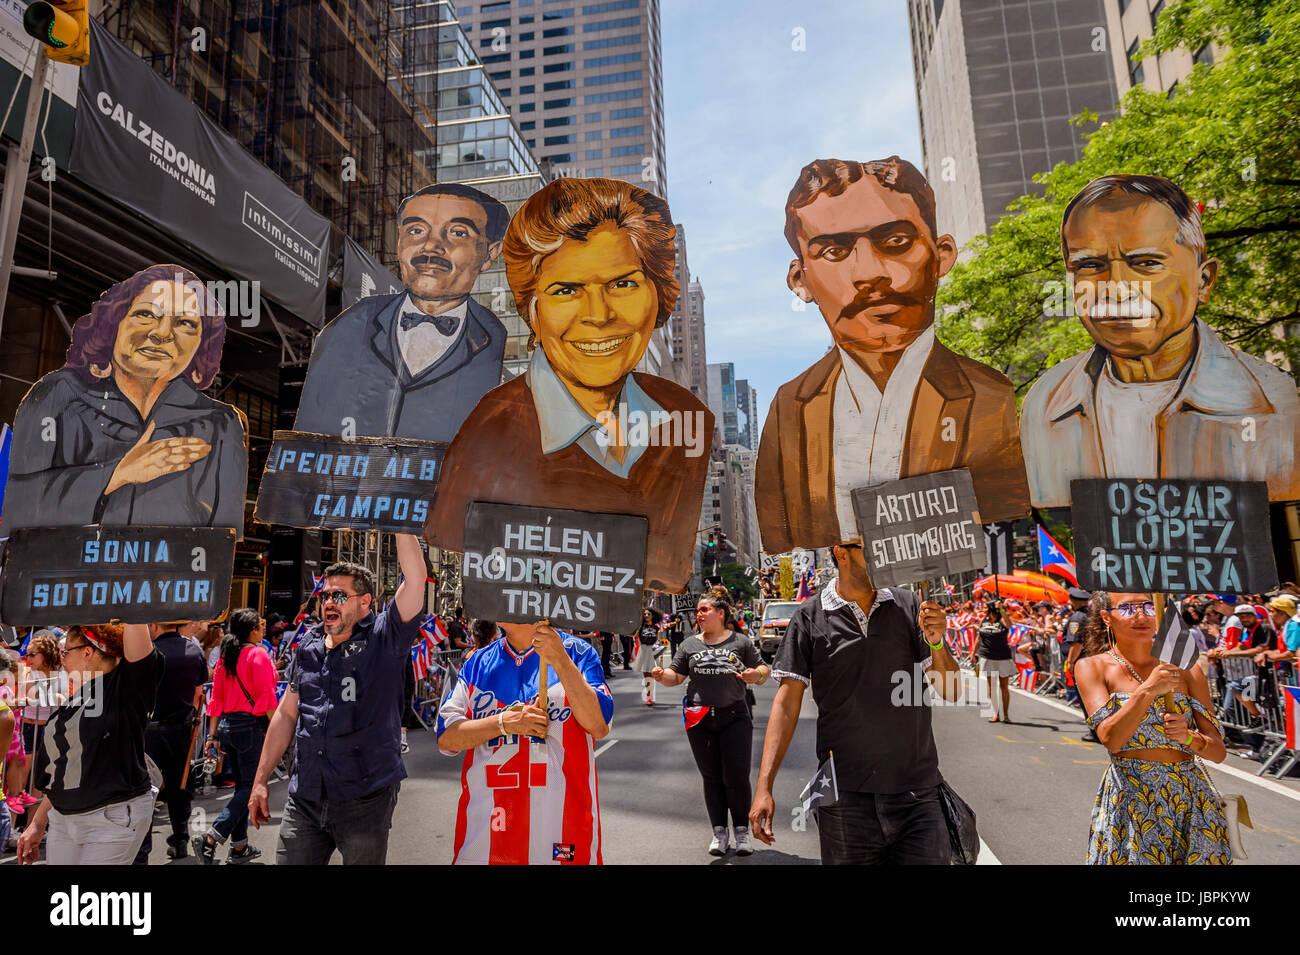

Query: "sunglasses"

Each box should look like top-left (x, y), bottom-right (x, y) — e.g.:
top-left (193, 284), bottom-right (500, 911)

top-left (321, 590), bottom-right (360, 606)
top-left (1112, 601), bottom-right (1157, 619)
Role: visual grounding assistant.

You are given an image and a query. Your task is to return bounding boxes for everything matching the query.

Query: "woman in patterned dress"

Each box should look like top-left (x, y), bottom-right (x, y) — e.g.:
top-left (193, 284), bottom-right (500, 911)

top-left (1074, 591), bottom-right (1232, 865)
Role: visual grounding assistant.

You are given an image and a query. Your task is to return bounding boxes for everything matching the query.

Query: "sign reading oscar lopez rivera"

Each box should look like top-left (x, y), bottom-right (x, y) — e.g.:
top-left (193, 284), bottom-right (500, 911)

top-left (461, 502), bottom-right (648, 634)
top-left (1071, 478), bottom-right (1277, 594)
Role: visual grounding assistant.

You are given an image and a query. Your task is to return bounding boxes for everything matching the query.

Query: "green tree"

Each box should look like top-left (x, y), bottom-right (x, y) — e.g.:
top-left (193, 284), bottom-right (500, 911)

top-left (717, 562), bottom-right (758, 602)
top-left (936, 0), bottom-right (1300, 392)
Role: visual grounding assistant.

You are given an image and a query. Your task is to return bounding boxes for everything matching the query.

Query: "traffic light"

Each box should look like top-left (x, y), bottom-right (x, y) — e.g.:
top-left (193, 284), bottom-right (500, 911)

top-left (23, 0), bottom-right (89, 66)
top-left (706, 533), bottom-right (716, 550)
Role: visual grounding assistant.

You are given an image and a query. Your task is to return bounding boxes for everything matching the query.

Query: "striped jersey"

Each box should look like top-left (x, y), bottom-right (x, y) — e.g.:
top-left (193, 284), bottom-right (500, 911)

top-left (437, 633), bottom-right (614, 865)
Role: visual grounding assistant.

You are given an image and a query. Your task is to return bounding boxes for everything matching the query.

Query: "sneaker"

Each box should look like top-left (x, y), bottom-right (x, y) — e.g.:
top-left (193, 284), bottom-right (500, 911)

top-left (227, 844), bottom-right (262, 865)
top-left (192, 835), bottom-right (218, 865)
top-left (18, 793), bottom-right (38, 806)
top-left (708, 826), bottom-right (730, 856)
top-left (733, 826), bottom-right (752, 856)
top-left (165, 840), bottom-right (188, 860)
top-left (400, 739), bottom-right (411, 754)
top-left (5, 796), bottom-right (25, 815)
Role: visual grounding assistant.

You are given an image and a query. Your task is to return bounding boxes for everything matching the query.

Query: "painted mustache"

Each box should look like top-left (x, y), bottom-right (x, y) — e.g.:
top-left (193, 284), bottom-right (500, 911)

top-left (409, 254), bottom-right (453, 272)
top-left (838, 289), bottom-right (925, 321)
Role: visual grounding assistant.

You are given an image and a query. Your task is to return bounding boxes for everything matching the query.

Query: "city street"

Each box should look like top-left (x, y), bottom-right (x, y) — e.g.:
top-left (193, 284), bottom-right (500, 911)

top-left (102, 669), bottom-right (1300, 866)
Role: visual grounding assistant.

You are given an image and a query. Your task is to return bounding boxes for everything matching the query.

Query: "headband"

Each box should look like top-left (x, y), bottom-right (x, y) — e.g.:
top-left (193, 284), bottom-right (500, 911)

top-left (80, 628), bottom-right (120, 658)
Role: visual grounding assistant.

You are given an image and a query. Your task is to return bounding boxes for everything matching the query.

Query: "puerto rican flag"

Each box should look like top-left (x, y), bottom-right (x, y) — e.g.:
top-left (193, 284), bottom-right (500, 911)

top-left (423, 614), bottom-right (450, 646)
top-left (683, 699), bottom-right (710, 730)
top-left (1017, 665), bottom-right (1039, 692)
top-left (1036, 526), bottom-right (1078, 587)
top-left (1285, 686), bottom-right (1300, 750)
top-left (1008, 623), bottom-right (1031, 646)
top-left (309, 573), bottom-right (326, 598)
top-left (412, 640), bottom-right (431, 681)
top-left (942, 582), bottom-right (956, 596)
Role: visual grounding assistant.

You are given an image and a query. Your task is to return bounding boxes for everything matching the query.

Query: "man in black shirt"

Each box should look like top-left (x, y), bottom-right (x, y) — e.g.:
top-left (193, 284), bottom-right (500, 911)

top-left (135, 622), bottom-right (208, 862)
top-left (749, 543), bottom-right (959, 864)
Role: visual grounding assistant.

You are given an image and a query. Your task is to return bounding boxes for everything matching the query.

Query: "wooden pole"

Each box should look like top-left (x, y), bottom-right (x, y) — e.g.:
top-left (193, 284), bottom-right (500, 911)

top-left (180, 686), bottom-right (204, 792)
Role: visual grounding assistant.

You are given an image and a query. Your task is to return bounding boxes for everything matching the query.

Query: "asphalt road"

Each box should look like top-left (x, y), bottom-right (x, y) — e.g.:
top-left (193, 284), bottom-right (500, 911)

top-left (9, 667), bottom-right (1298, 866)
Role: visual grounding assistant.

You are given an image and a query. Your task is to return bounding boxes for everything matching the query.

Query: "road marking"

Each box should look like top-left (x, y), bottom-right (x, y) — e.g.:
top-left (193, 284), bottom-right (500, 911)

top-left (976, 837), bottom-right (1001, 865)
top-left (1010, 687), bottom-right (1300, 804)
top-left (594, 738), bottom-right (618, 759)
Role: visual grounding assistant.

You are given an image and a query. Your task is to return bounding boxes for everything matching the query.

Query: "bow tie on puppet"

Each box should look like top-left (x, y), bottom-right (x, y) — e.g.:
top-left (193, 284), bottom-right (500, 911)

top-left (399, 309), bottom-right (461, 335)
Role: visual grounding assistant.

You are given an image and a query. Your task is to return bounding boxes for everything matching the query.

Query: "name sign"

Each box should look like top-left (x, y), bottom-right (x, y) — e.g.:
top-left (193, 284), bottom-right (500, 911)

top-left (0, 526), bottom-right (236, 625)
top-left (461, 502), bottom-right (648, 634)
top-left (255, 431), bottom-right (446, 533)
top-left (1071, 478), bottom-right (1277, 594)
top-left (850, 468), bottom-right (984, 589)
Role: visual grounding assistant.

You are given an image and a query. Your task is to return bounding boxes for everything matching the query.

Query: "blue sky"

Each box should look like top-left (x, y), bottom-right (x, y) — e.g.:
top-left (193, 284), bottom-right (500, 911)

top-left (661, 0), bottom-right (921, 432)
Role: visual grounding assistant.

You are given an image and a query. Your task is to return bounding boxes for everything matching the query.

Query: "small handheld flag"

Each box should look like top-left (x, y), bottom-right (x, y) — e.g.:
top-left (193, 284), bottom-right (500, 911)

top-left (799, 753), bottom-right (838, 817)
top-left (309, 573), bottom-right (326, 598)
top-left (1152, 597), bottom-right (1199, 671)
top-left (1036, 526), bottom-right (1078, 587)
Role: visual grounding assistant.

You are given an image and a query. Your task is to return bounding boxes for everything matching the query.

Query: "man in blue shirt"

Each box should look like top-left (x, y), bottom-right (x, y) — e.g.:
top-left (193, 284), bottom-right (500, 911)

top-left (249, 533), bottom-right (426, 864)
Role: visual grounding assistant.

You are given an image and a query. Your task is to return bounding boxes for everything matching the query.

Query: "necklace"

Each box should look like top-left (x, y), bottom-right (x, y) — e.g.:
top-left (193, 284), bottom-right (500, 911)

top-left (1106, 648), bottom-right (1144, 684)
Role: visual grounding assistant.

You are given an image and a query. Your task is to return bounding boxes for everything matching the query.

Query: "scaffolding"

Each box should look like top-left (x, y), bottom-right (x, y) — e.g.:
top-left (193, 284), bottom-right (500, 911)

top-left (100, 0), bottom-right (440, 273)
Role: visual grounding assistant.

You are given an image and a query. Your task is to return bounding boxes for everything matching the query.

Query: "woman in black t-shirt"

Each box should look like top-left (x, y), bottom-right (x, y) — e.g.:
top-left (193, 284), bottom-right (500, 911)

top-left (970, 604), bottom-right (1016, 723)
top-left (634, 609), bottom-right (664, 706)
top-left (17, 623), bottom-right (162, 865)
top-left (652, 586), bottom-right (768, 857)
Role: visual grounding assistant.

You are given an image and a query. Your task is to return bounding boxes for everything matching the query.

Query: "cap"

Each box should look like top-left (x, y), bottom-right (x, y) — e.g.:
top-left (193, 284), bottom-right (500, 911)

top-left (1213, 594), bottom-right (1238, 604)
top-left (1034, 600), bottom-right (1052, 609)
top-left (1234, 604), bottom-right (1257, 616)
top-left (1067, 587), bottom-right (1091, 601)
top-left (1268, 595), bottom-right (1297, 615)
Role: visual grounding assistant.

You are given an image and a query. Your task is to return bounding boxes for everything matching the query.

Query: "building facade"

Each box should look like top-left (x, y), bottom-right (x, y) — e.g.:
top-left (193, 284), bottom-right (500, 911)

top-left (452, 0), bottom-right (667, 194)
top-left (672, 269), bottom-right (708, 402)
top-left (735, 378), bottom-right (759, 452)
top-left (706, 362), bottom-right (740, 447)
top-left (907, 0), bottom-right (1119, 250)
top-left (1102, 0), bottom-right (1215, 97)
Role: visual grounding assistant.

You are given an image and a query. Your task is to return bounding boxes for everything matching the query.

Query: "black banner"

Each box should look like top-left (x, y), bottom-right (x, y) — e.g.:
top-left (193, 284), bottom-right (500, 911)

top-left (340, 236), bottom-right (402, 312)
top-left (0, 526), bottom-right (236, 625)
top-left (850, 468), bottom-right (984, 589)
top-left (69, 20), bottom-right (331, 325)
top-left (1071, 478), bottom-right (1277, 594)
top-left (255, 431), bottom-right (446, 533)
top-left (461, 502), bottom-right (648, 634)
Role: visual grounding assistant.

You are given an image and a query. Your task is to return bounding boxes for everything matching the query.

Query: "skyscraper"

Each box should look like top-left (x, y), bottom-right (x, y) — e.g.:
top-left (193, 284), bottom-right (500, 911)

top-left (404, 2), bottom-right (547, 378)
top-left (673, 273), bottom-right (708, 403)
top-left (453, 0), bottom-right (668, 194)
top-left (706, 362), bottom-right (740, 447)
top-left (735, 378), bottom-right (759, 452)
top-left (907, 0), bottom-right (1118, 250)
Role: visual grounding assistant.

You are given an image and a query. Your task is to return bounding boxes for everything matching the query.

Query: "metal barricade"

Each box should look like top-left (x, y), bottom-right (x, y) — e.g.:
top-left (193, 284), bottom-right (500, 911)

top-left (1216, 655), bottom-right (1295, 775)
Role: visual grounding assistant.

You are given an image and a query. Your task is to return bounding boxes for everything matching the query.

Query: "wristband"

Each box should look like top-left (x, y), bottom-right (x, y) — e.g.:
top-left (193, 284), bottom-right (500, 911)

top-left (498, 712), bottom-right (506, 737)
top-left (1185, 731), bottom-right (1195, 747)
top-left (925, 636), bottom-right (944, 649)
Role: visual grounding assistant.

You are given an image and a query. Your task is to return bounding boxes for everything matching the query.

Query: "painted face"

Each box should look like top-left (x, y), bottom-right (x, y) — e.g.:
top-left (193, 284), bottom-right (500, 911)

top-left (788, 176), bottom-right (953, 353)
top-left (531, 223), bottom-right (658, 391)
top-left (1101, 592), bottom-right (1158, 643)
top-left (112, 280), bottom-right (203, 382)
top-left (1064, 197), bottom-right (1215, 359)
top-left (397, 194), bottom-right (496, 304)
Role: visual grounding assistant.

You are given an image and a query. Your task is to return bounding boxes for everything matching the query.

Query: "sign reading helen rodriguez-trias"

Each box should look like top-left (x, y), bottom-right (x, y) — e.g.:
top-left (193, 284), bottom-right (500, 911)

top-left (461, 502), bottom-right (648, 634)
top-left (849, 468), bottom-right (984, 589)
